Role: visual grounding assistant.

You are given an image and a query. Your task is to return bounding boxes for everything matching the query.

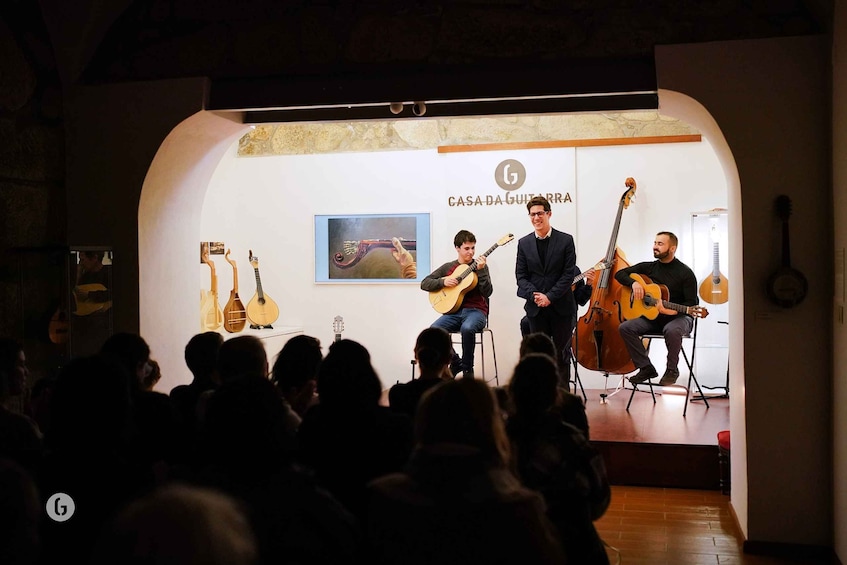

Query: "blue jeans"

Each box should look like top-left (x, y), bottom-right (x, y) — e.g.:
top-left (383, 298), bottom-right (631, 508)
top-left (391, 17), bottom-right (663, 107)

top-left (431, 308), bottom-right (487, 373)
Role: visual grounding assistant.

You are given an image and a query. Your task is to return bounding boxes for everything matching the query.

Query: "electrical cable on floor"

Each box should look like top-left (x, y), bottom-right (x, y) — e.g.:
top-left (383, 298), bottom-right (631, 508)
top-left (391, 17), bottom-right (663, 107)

top-left (604, 539), bottom-right (622, 564)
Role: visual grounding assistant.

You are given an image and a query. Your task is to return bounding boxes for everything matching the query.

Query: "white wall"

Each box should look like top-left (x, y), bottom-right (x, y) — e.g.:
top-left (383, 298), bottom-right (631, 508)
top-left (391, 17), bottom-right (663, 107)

top-left (197, 136), bottom-right (727, 391)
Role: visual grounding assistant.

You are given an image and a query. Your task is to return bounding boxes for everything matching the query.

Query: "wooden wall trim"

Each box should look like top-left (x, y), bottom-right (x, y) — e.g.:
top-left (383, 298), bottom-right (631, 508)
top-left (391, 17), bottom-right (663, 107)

top-left (437, 134), bottom-right (702, 154)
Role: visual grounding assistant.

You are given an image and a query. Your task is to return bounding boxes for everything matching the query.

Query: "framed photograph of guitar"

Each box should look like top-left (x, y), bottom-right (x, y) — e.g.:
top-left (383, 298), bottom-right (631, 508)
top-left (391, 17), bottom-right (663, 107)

top-left (315, 213), bottom-right (431, 283)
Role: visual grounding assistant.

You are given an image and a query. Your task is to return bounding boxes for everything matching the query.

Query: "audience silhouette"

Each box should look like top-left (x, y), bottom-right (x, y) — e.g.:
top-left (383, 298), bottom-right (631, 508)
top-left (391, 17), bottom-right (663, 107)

top-left (90, 483), bottom-right (259, 565)
top-left (0, 338), bottom-right (41, 473)
top-left (298, 339), bottom-right (413, 518)
top-left (388, 327), bottom-right (452, 419)
top-left (368, 377), bottom-right (566, 564)
top-left (507, 353), bottom-right (611, 565)
top-left (0, 326), bottom-right (614, 564)
top-left (271, 334), bottom-right (322, 422)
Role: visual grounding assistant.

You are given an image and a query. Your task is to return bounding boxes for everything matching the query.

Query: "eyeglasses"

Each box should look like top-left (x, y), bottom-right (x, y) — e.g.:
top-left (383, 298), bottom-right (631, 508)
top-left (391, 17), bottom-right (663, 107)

top-left (528, 211), bottom-right (549, 218)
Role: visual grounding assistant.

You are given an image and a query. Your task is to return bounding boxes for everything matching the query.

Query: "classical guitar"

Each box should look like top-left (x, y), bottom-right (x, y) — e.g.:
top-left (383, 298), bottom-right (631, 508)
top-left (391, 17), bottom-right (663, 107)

top-left (222, 249), bottom-right (247, 333)
top-left (698, 224), bottom-right (729, 305)
top-left (200, 248), bottom-right (224, 331)
top-left (333, 315), bottom-right (344, 342)
top-left (572, 261), bottom-right (608, 288)
top-left (428, 233), bottom-right (515, 314)
top-left (620, 273), bottom-right (709, 320)
top-left (766, 195), bottom-right (808, 308)
top-left (246, 250), bottom-right (280, 329)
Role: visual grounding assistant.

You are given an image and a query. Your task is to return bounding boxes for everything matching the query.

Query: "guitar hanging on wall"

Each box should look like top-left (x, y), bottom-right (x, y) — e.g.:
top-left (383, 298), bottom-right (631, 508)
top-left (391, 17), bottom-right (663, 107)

top-left (766, 195), bottom-right (808, 308)
top-left (698, 224), bottom-right (729, 305)
top-left (621, 274), bottom-right (710, 320)
top-left (246, 250), bottom-right (280, 329)
top-left (222, 249), bottom-right (247, 333)
top-left (428, 233), bottom-right (514, 314)
top-left (200, 246), bottom-right (224, 331)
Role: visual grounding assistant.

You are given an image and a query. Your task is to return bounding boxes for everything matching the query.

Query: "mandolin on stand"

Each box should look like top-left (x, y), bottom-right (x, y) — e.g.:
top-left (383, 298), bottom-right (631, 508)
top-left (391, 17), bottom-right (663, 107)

top-left (246, 249), bottom-right (280, 329)
top-left (222, 249), bottom-right (247, 333)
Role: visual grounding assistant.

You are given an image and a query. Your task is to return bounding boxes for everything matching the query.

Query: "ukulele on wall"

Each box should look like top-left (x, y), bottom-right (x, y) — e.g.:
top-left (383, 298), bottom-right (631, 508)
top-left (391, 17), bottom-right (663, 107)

top-left (222, 249), bottom-right (247, 333)
top-left (699, 224), bottom-right (729, 305)
top-left (766, 195), bottom-right (808, 307)
top-left (200, 246), bottom-right (224, 331)
top-left (246, 249), bottom-right (280, 329)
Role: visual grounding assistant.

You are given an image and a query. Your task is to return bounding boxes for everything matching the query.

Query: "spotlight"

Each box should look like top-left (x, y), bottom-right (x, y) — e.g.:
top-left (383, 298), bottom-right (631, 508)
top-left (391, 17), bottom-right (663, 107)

top-left (412, 101), bottom-right (427, 117)
top-left (389, 102), bottom-right (404, 115)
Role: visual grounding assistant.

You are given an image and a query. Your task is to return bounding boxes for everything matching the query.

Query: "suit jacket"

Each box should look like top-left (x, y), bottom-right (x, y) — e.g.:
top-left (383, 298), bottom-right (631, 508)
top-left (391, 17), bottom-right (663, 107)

top-left (516, 228), bottom-right (576, 318)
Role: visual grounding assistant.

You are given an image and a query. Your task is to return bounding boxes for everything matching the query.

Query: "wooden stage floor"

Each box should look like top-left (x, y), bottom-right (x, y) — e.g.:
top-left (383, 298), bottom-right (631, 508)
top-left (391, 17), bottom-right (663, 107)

top-left (579, 384), bottom-right (730, 446)
top-left (575, 384), bottom-right (731, 489)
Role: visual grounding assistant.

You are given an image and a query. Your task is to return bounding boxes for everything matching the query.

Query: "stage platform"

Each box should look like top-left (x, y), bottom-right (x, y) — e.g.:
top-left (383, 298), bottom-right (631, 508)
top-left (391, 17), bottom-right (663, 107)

top-left (580, 385), bottom-right (730, 490)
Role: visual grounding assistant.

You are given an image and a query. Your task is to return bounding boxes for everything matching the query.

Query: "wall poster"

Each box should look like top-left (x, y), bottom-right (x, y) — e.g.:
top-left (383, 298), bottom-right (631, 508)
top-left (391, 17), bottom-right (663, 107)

top-left (315, 213), bottom-right (431, 283)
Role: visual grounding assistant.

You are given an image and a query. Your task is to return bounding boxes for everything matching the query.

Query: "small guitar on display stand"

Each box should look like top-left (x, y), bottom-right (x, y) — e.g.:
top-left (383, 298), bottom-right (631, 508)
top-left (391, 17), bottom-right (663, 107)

top-left (698, 224), bottom-right (729, 305)
top-left (333, 316), bottom-right (344, 342)
top-left (428, 233), bottom-right (514, 314)
top-left (246, 249), bottom-right (280, 329)
top-left (621, 274), bottom-right (709, 320)
top-left (222, 249), bottom-right (247, 333)
top-left (200, 247), bottom-right (224, 331)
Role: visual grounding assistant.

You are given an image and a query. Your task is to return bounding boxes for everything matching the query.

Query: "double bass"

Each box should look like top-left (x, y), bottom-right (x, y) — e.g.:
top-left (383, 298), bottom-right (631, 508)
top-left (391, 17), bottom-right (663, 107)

top-left (573, 178), bottom-right (637, 375)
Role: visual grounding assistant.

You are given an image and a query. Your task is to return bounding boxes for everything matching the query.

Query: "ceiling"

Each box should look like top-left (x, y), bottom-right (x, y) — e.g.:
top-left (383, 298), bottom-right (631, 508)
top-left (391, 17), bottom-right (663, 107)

top-left (0, 1), bottom-right (833, 120)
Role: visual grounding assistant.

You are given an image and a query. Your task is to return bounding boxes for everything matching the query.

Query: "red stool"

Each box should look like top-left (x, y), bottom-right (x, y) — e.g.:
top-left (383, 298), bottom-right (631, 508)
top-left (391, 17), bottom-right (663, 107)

top-left (717, 430), bottom-right (731, 495)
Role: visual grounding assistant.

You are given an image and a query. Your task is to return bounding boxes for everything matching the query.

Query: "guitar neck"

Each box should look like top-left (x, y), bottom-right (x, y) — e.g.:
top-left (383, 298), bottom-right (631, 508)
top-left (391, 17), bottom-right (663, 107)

top-left (665, 300), bottom-right (695, 316)
top-left (712, 242), bottom-right (720, 278)
top-left (253, 268), bottom-right (264, 299)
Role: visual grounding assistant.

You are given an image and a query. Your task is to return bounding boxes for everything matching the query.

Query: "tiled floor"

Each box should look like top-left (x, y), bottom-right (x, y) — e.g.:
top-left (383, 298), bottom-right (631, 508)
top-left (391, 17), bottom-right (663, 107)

top-left (597, 486), bottom-right (833, 564)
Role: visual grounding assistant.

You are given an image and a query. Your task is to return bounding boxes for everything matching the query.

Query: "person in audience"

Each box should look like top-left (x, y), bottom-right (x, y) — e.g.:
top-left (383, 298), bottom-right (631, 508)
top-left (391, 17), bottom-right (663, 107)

top-left (211, 335), bottom-right (300, 434)
top-left (0, 338), bottom-right (41, 473)
top-left (388, 328), bottom-right (452, 419)
top-left (171, 331), bottom-right (223, 438)
top-left (38, 354), bottom-right (155, 565)
top-left (101, 332), bottom-right (182, 478)
top-left (0, 458), bottom-right (40, 565)
top-left (271, 334), bottom-right (322, 421)
top-left (90, 483), bottom-right (259, 565)
top-left (197, 374), bottom-right (360, 564)
top-left (297, 339), bottom-right (413, 518)
top-left (367, 378), bottom-right (565, 564)
top-left (506, 353), bottom-right (611, 565)
top-left (518, 331), bottom-right (590, 438)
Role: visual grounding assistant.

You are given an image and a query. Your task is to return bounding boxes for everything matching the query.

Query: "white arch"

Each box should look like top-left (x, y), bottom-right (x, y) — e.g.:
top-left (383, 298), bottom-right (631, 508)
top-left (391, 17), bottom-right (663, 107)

top-left (138, 111), bottom-right (249, 393)
top-left (658, 88), bottom-right (747, 534)
top-left (137, 95), bottom-right (746, 533)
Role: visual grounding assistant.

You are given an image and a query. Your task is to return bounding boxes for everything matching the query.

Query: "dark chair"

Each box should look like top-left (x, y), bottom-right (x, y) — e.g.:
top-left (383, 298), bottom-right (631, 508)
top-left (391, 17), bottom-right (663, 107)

top-left (625, 318), bottom-right (709, 416)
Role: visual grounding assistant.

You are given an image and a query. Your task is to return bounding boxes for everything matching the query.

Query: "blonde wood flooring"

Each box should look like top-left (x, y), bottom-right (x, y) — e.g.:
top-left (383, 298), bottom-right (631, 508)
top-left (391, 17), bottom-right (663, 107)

top-left (598, 486), bottom-right (833, 564)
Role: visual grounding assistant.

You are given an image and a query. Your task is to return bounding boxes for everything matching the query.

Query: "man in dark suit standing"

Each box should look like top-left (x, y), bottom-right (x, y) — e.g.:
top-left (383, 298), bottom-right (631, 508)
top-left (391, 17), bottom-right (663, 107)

top-left (516, 196), bottom-right (577, 383)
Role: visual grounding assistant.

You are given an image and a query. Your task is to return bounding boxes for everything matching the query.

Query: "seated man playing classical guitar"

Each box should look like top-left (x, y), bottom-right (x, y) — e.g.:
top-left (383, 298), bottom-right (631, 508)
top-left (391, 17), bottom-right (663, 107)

top-left (420, 230), bottom-right (492, 379)
top-left (615, 231), bottom-right (700, 386)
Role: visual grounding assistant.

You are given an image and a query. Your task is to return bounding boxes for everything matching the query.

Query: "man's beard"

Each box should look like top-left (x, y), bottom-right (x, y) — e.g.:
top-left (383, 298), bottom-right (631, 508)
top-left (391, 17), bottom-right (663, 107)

top-left (653, 250), bottom-right (670, 260)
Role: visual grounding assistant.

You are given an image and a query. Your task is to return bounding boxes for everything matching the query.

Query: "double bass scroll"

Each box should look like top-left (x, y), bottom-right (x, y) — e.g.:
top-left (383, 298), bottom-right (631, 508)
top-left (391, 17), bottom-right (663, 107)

top-left (573, 177), bottom-right (637, 375)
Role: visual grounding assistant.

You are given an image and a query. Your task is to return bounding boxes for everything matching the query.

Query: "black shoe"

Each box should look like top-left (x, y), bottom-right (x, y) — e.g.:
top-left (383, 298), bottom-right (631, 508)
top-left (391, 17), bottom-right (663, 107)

top-left (659, 368), bottom-right (680, 386)
top-left (450, 354), bottom-right (462, 377)
top-left (461, 370), bottom-right (475, 380)
top-left (629, 365), bottom-right (658, 384)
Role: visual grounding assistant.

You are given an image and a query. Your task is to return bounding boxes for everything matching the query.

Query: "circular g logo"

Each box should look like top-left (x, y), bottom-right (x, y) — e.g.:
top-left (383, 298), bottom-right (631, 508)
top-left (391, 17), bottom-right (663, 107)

top-left (46, 493), bottom-right (75, 522)
top-left (495, 159), bottom-right (526, 191)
